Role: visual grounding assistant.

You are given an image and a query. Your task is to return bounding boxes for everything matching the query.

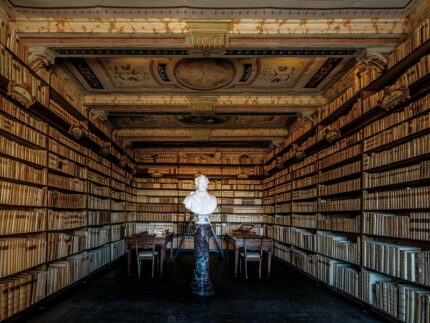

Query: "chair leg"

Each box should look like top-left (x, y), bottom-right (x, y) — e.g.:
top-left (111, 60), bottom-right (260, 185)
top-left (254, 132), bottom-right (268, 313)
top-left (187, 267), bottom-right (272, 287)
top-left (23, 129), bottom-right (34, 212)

top-left (245, 260), bottom-right (248, 280)
top-left (239, 257), bottom-right (242, 273)
top-left (137, 259), bottom-right (141, 279)
top-left (259, 260), bottom-right (262, 279)
top-left (152, 257), bottom-right (155, 279)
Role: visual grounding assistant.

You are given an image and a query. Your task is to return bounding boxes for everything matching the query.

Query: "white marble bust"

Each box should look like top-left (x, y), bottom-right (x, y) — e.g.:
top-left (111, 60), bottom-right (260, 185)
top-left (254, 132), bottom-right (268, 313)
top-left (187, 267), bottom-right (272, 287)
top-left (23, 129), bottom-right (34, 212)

top-left (183, 175), bottom-right (217, 223)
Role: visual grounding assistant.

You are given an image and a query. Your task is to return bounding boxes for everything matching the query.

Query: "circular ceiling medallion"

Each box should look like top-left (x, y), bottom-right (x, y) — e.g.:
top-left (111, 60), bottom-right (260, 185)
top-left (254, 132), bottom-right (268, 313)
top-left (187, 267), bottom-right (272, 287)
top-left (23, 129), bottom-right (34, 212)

top-left (174, 58), bottom-right (235, 91)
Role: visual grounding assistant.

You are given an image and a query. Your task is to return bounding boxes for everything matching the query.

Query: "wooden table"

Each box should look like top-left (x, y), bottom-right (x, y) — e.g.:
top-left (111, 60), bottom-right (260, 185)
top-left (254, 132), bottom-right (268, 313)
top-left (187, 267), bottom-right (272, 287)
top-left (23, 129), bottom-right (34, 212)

top-left (126, 232), bottom-right (175, 277)
top-left (224, 234), bottom-right (273, 278)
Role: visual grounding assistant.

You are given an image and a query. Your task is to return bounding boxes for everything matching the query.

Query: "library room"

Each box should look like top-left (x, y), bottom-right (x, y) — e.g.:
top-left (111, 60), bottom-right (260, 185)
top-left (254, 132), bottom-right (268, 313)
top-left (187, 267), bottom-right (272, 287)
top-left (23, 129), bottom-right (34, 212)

top-left (1, 0), bottom-right (430, 322)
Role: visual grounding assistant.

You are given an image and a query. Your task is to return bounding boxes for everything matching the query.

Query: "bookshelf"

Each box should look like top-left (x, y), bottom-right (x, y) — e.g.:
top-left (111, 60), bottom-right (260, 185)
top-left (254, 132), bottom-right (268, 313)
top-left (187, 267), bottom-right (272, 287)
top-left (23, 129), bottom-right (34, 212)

top-left (133, 150), bottom-right (265, 250)
top-left (264, 17), bottom-right (430, 322)
top-left (0, 33), bottom-right (136, 321)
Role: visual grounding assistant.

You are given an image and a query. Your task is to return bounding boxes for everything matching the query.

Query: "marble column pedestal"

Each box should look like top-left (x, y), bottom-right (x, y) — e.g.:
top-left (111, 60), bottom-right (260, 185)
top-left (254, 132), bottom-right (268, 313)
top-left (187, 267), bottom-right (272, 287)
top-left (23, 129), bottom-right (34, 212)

top-left (191, 223), bottom-right (214, 297)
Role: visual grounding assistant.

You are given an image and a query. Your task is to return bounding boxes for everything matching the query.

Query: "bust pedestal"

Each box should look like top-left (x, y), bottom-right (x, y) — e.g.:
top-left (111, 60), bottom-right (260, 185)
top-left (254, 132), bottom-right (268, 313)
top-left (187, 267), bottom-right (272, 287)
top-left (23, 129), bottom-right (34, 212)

top-left (190, 222), bottom-right (214, 297)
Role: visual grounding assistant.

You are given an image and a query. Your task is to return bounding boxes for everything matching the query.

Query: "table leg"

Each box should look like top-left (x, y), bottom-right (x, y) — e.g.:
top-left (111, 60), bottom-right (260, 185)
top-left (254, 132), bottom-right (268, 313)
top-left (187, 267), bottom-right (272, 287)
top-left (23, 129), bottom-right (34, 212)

top-left (127, 248), bottom-right (131, 276)
top-left (268, 251), bottom-right (272, 278)
top-left (234, 247), bottom-right (239, 278)
top-left (160, 247), bottom-right (165, 277)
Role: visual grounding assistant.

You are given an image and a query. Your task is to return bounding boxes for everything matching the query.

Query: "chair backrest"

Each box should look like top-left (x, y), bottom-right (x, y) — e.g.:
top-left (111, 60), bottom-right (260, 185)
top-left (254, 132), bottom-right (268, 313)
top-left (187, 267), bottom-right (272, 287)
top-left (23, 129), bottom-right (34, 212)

top-left (243, 238), bottom-right (263, 257)
top-left (135, 234), bottom-right (156, 253)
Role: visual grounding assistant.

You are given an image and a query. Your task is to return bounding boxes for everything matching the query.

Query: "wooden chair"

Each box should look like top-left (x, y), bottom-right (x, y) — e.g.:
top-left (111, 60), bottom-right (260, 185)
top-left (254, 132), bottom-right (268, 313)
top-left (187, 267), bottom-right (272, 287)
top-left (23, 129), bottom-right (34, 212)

top-left (135, 235), bottom-right (158, 279)
top-left (239, 238), bottom-right (263, 279)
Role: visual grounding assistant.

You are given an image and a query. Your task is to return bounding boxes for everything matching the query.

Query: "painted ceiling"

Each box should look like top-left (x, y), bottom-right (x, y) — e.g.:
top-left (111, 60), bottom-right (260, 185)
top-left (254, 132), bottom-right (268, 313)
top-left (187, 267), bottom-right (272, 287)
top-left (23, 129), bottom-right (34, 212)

top-left (108, 114), bottom-right (295, 129)
top-left (64, 56), bottom-right (349, 94)
top-left (1, 0), bottom-right (423, 148)
top-left (0, 0), bottom-right (421, 18)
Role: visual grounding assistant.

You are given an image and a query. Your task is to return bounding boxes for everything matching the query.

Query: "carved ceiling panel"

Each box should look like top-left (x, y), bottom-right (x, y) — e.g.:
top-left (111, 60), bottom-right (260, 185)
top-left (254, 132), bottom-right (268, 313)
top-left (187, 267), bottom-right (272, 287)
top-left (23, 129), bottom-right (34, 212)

top-left (65, 56), bottom-right (348, 93)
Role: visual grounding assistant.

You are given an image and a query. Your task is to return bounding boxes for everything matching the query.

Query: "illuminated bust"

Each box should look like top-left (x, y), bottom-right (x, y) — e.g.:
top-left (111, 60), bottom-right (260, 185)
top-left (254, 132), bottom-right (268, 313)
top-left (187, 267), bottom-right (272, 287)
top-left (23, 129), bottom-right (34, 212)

top-left (184, 175), bottom-right (217, 223)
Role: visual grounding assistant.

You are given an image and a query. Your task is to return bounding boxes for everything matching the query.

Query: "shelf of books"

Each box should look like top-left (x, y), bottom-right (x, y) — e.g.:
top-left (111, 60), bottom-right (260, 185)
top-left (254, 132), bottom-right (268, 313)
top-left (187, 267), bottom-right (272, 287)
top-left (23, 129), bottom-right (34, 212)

top-left (265, 17), bottom-right (430, 322)
top-left (133, 148), bottom-right (265, 250)
top-left (0, 34), bottom-right (135, 321)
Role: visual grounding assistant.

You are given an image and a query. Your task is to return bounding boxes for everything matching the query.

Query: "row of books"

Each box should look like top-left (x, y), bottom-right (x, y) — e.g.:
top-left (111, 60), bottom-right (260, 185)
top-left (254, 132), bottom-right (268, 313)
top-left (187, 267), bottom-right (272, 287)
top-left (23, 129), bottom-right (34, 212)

top-left (88, 195), bottom-right (110, 210)
top-left (364, 160), bottom-right (430, 188)
top-left (88, 170), bottom-right (110, 187)
top-left (48, 173), bottom-right (86, 193)
top-left (319, 160), bottom-right (362, 183)
top-left (319, 178), bottom-right (361, 197)
top-left (110, 225), bottom-right (125, 241)
top-left (111, 212), bottom-right (128, 224)
top-left (0, 237), bottom-right (46, 278)
top-left (89, 182), bottom-right (110, 198)
top-left (47, 232), bottom-right (87, 262)
top-left (364, 110), bottom-right (430, 153)
top-left (0, 269), bottom-right (47, 321)
top-left (275, 202), bottom-right (292, 214)
top-left (0, 155), bottom-right (45, 185)
top-left (0, 210), bottom-right (46, 235)
top-left (319, 144), bottom-right (361, 170)
top-left (267, 225), bottom-right (291, 244)
top-left (292, 174), bottom-right (318, 190)
top-left (292, 201), bottom-right (317, 213)
top-left (387, 18), bottom-right (430, 68)
top-left (0, 180), bottom-right (45, 206)
top-left (0, 113), bottom-right (46, 148)
top-left (48, 210), bottom-right (88, 231)
top-left (48, 191), bottom-right (86, 209)
top-left (316, 231), bottom-right (360, 265)
top-left (364, 133), bottom-right (430, 170)
top-left (0, 135), bottom-right (46, 166)
top-left (48, 153), bottom-right (87, 179)
top-left (88, 211), bottom-right (110, 226)
top-left (292, 214), bottom-right (317, 228)
top-left (318, 85), bottom-right (356, 123)
top-left (363, 186), bottom-right (430, 210)
top-left (0, 94), bottom-right (48, 134)
top-left (317, 214), bottom-right (360, 233)
top-left (49, 140), bottom-right (86, 166)
top-left (363, 93), bottom-right (430, 139)
top-left (86, 227), bottom-right (110, 249)
top-left (110, 190), bottom-right (126, 201)
top-left (363, 239), bottom-right (430, 287)
top-left (292, 187), bottom-right (317, 200)
top-left (49, 127), bottom-right (87, 156)
top-left (319, 198), bottom-right (361, 212)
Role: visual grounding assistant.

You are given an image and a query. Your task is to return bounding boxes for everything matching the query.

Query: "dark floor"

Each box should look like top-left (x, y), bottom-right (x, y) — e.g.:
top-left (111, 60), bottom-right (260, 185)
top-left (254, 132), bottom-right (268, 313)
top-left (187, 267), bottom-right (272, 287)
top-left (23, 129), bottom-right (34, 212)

top-left (24, 253), bottom-right (385, 323)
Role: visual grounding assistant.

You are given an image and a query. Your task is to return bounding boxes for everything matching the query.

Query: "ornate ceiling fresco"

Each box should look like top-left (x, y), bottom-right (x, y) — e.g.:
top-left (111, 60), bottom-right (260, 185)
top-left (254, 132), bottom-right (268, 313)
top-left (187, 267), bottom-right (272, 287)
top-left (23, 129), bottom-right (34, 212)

top-left (1, 0), bottom-right (425, 148)
top-left (0, 0), bottom-right (421, 18)
top-left (63, 56), bottom-right (349, 93)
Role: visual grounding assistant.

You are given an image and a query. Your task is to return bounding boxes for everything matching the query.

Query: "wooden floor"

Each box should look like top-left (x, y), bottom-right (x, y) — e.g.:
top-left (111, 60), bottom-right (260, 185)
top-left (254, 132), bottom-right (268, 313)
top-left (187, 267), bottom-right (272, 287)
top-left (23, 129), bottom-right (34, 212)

top-left (23, 253), bottom-right (384, 322)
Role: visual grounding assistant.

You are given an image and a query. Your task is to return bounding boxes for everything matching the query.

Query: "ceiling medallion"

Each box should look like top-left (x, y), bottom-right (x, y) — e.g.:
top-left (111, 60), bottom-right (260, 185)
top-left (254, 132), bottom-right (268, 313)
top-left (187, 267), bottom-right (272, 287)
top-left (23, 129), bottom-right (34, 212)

top-left (174, 58), bottom-right (235, 91)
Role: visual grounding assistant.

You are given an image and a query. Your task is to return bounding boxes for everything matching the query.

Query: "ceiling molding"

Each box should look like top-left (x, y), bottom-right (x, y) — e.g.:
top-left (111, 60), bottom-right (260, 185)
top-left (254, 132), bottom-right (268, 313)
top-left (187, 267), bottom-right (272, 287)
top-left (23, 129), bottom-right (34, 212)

top-left (83, 94), bottom-right (326, 106)
top-left (0, 0), bottom-right (421, 18)
top-left (10, 18), bottom-right (409, 37)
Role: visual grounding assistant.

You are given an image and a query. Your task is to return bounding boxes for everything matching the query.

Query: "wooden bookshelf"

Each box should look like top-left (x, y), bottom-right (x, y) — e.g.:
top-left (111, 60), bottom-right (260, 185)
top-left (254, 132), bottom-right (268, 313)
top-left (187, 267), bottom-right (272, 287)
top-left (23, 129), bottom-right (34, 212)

top-left (264, 18), bottom-right (430, 322)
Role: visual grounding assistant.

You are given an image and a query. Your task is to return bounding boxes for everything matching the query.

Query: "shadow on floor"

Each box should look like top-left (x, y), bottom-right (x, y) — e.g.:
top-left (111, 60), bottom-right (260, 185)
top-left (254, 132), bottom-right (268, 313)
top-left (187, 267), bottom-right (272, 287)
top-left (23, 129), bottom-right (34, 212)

top-left (24, 253), bottom-right (385, 323)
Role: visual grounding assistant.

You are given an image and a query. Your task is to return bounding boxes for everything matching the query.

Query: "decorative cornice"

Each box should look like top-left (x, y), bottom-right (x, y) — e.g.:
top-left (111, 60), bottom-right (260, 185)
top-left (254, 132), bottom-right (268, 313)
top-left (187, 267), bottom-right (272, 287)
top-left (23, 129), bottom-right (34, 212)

top-left (27, 47), bottom-right (55, 73)
top-left (186, 20), bottom-right (229, 48)
top-left (189, 96), bottom-right (217, 114)
top-left (84, 94), bottom-right (325, 106)
top-left (10, 18), bottom-right (408, 37)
